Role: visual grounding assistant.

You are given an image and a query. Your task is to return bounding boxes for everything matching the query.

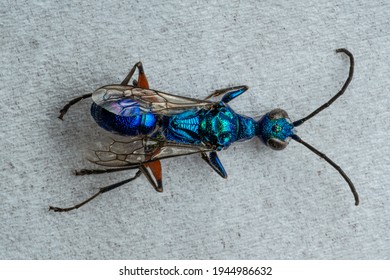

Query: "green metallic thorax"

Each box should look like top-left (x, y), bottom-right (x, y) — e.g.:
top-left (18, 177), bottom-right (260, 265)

top-left (163, 103), bottom-right (257, 150)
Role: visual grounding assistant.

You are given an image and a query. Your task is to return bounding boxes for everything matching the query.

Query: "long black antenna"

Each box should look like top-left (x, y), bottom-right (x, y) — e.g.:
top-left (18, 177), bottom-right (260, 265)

top-left (293, 48), bottom-right (354, 127)
top-left (292, 135), bottom-right (359, 206)
top-left (290, 48), bottom-right (358, 205)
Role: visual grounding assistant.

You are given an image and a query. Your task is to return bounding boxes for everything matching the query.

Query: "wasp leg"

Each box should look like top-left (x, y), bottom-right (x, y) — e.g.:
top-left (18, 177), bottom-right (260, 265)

top-left (201, 152), bottom-right (227, 178)
top-left (133, 59), bottom-right (162, 194)
top-left (139, 141), bottom-right (163, 192)
top-left (58, 93), bottom-right (92, 120)
top-left (140, 161), bottom-right (163, 192)
top-left (59, 62), bottom-right (149, 120)
top-left (204, 86), bottom-right (248, 103)
top-left (121, 62), bottom-right (142, 85)
top-left (74, 167), bottom-right (138, 176)
top-left (121, 61), bottom-right (149, 88)
top-left (49, 170), bottom-right (142, 212)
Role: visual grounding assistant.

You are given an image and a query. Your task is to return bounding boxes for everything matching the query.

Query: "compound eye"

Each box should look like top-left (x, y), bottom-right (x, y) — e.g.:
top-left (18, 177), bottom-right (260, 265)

top-left (268, 109), bottom-right (289, 120)
top-left (267, 138), bottom-right (288, 150)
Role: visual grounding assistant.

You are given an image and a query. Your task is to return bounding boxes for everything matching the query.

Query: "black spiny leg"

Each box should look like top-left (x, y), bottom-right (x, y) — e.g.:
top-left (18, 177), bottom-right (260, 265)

top-left (49, 170), bottom-right (142, 212)
top-left (74, 167), bottom-right (138, 176)
top-left (121, 61), bottom-right (145, 86)
top-left (58, 93), bottom-right (92, 120)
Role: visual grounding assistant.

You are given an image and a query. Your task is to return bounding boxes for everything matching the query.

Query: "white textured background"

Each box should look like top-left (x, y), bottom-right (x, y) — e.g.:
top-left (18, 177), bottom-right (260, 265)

top-left (1, 0), bottom-right (389, 259)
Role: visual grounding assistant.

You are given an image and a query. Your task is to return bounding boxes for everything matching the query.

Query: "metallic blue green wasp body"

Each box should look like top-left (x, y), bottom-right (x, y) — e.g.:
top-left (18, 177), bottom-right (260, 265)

top-left (50, 49), bottom-right (358, 212)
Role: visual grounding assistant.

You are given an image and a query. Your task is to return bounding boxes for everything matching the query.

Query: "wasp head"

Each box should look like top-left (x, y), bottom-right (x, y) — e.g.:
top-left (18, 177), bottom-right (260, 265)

top-left (257, 109), bottom-right (295, 150)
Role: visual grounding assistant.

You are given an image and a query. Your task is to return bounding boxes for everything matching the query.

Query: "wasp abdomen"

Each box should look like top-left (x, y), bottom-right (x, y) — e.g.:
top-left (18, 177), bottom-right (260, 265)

top-left (91, 102), bottom-right (157, 136)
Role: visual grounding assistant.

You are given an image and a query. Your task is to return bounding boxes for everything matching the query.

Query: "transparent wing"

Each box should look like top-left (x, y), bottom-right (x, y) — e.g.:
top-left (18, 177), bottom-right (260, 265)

top-left (87, 136), bottom-right (213, 167)
top-left (92, 85), bottom-right (214, 116)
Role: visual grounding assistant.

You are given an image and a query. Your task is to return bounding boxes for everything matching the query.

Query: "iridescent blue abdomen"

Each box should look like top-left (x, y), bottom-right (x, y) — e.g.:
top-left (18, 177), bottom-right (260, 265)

top-left (91, 102), bottom-right (157, 136)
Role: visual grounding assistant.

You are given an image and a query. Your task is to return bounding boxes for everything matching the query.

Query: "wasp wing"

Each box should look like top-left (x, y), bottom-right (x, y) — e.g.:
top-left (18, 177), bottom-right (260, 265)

top-left (88, 136), bottom-right (212, 168)
top-left (91, 85), bottom-right (214, 116)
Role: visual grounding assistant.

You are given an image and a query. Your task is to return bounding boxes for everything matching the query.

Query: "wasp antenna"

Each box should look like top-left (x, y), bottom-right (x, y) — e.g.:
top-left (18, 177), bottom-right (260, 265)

top-left (291, 135), bottom-right (359, 206)
top-left (293, 49), bottom-right (354, 127)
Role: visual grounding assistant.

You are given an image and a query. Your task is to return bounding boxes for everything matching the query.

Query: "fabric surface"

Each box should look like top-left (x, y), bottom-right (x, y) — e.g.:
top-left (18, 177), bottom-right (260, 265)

top-left (1, 0), bottom-right (389, 259)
